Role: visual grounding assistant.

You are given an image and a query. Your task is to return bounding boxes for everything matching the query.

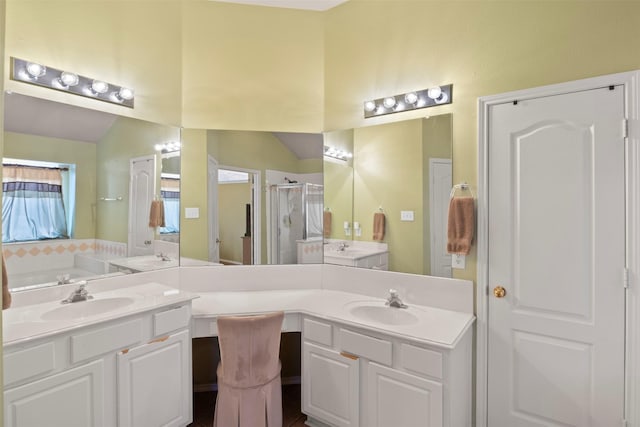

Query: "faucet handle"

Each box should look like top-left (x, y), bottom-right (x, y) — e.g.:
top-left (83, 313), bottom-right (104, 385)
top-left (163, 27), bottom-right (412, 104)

top-left (389, 288), bottom-right (398, 297)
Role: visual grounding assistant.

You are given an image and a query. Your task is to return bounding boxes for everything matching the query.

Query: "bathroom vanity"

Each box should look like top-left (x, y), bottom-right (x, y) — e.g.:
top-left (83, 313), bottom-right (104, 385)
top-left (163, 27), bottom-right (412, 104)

top-left (3, 282), bottom-right (196, 427)
top-left (3, 264), bottom-right (474, 427)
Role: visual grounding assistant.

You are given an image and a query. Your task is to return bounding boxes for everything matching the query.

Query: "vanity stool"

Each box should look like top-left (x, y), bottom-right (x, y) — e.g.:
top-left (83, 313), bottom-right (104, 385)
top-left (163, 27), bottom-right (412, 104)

top-left (213, 311), bottom-right (284, 427)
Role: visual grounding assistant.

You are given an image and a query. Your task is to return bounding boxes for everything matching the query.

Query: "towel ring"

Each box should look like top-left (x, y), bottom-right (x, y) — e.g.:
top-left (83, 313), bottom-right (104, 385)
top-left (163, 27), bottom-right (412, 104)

top-left (450, 183), bottom-right (475, 199)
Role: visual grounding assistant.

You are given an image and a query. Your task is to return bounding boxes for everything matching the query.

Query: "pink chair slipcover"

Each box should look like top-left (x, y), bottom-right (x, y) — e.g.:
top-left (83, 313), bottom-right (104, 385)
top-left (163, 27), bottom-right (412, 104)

top-left (213, 311), bottom-right (284, 427)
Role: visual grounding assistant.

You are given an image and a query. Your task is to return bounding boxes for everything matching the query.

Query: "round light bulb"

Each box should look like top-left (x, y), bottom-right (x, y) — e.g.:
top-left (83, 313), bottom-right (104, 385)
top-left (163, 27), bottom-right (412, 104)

top-left (404, 92), bottom-right (418, 105)
top-left (117, 87), bottom-right (134, 101)
top-left (434, 91), bottom-right (449, 104)
top-left (364, 100), bottom-right (377, 112)
top-left (91, 80), bottom-right (109, 94)
top-left (383, 97), bottom-right (396, 109)
top-left (26, 62), bottom-right (46, 79)
top-left (59, 71), bottom-right (79, 87)
top-left (427, 86), bottom-right (443, 100)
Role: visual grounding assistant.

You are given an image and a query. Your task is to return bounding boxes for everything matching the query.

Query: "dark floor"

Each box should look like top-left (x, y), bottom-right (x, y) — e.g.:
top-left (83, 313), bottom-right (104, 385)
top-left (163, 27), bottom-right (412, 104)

top-left (188, 384), bottom-right (307, 427)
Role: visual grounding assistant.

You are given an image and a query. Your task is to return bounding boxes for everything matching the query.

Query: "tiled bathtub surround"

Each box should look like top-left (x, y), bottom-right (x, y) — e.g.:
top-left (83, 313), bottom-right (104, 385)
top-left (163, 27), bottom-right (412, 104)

top-left (3, 239), bottom-right (127, 290)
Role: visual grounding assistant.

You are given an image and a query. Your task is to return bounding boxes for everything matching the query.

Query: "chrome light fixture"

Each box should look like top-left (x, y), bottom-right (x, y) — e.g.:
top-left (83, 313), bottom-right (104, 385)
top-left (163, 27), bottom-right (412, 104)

top-left (324, 145), bottom-right (352, 161)
top-left (363, 84), bottom-right (452, 118)
top-left (10, 57), bottom-right (135, 108)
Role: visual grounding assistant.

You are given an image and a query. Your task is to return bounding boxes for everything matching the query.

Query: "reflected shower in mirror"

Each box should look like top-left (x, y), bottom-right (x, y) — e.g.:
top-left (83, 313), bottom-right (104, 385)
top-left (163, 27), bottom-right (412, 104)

top-left (2, 92), bottom-right (180, 293)
top-left (323, 114), bottom-right (453, 277)
top-left (180, 129), bottom-right (323, 266)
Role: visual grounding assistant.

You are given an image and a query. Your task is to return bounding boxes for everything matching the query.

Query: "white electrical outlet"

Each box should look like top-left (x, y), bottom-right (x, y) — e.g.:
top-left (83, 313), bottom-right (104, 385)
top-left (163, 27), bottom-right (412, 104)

top-left (400, 210), bottom-right (415, 221)
top-left (452, 254), bottom-right (466, 269)
top-left (185, 207), bottom-right (200, 219)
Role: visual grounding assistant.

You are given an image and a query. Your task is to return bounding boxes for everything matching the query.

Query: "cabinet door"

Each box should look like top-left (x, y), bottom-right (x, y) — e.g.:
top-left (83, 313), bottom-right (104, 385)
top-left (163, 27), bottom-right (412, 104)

top-left (5, 359), bottom-right (104, 427)
top-left (117, 329), bottom-right (191, 427)
top-left (366, 362), bottom-right (443, 427)
top-left (302, 342), bottom-right (359, 427)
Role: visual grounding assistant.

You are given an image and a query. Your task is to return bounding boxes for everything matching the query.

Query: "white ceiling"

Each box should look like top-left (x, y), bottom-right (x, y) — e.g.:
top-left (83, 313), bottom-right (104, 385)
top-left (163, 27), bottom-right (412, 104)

top-left (4, 92), bottom-right (117, 143)
top-left (3, 92), bottom-right (323, 159)
top-left (210, 0), bottom-right (348, 11)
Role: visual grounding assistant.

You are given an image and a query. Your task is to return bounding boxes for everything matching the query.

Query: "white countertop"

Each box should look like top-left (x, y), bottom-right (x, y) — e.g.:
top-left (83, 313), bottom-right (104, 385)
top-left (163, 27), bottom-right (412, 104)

top-left (3, 282), bottom-right (198, 347)
top-left (109, 255), bottom-right (179, 272)
top-left (191, 289), bottom-right (474, 349)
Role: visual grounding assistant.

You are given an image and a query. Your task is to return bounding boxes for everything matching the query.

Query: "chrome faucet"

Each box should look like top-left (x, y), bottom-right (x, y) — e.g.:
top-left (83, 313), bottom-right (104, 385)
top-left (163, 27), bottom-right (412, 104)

top-left (156, 252), bottom-right (171, 261)
top-left (385, 289), bottom-right (408, 309)
top-left (337, 242), bottom-right (348, 252)
top-left (56, 273), bottom-right (72, 286)
top-left (61, 282), bottom-right (93, 304)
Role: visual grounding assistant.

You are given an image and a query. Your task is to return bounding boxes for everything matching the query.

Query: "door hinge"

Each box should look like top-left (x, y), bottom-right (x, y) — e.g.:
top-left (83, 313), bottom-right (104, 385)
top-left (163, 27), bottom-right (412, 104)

top-left (624, 268), bottom-right (630, 289)
top-left (623, 118), bottom-right (629, 139)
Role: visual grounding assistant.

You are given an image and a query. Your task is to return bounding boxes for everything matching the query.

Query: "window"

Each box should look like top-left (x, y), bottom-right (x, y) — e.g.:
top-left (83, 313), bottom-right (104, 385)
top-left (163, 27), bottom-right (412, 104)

top-left (159, 174), bottom-right (180, 234)
top-left (2, 159), bottom-right (76, 243)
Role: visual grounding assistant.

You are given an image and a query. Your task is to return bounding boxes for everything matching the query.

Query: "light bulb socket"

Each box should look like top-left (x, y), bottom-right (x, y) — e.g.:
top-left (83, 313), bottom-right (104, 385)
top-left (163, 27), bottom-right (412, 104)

top-left (383, 97), bottom-right (397, 109)
top-left (59, 71), bottom-right (79, 88)
top-left (91, 80), bottom-right (109, 94)
top-left (26, 62), bottom-right (46, 79)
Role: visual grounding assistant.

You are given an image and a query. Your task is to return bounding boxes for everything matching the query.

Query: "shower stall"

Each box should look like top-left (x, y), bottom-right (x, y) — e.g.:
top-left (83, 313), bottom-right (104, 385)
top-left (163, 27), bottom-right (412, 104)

top-left (269, 183), bottom-right (324, 265)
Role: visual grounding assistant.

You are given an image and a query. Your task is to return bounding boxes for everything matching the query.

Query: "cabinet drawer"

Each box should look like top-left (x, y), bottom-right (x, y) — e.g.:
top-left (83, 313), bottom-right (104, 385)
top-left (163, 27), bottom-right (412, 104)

top-left (4, 342), bottom-right (56, 387)
top-left (154, 304), bottom-right (191, 336)
top-left (71, 318), bottom-right (143, 363)
top-left (400, 344), bottom-right (443, 379)
top-left (339, 328), bottom-right (391, 365)
top-left (303, 318), bottom-right (333, 347)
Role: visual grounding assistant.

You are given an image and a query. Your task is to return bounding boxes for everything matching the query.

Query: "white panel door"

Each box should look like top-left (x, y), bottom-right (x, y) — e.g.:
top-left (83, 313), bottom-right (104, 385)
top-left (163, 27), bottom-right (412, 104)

top-left (5, 359), bottom-right (104, 427)
top-left (429, 158), bottom-right (452, 277)
top-left (365, 362), bottom-right (442, 427)
top-left (129, 155), bottom-right (156, 256)
top-left (488, 87), bottom-right (625, 426)
top-left (208, 155), bottom-right (220, 263)
top-left (117, 330), bottom-right (191, 427)
top-left (302, 342), bottom-right (359, 427)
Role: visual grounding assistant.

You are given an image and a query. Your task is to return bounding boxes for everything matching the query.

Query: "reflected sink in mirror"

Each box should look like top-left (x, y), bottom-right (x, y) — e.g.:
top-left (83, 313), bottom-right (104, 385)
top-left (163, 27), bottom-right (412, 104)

top-left (346, 301), bottom-right (420, 326)
top-left (41, 297), bottom-right (135, 321)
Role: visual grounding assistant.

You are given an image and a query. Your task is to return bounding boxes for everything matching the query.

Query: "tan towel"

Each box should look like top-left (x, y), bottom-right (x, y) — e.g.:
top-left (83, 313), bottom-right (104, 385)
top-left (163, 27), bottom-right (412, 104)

top-left (3, 253), bottom-right (11, 310)
top-left (446, 197), bottom-right (475, 255)
top-left (323, 211), bottom-right (332, 238)
top-left (373, 212), bottom-right (386, 241)
top-left (149, 200), bottom-right (166, 228)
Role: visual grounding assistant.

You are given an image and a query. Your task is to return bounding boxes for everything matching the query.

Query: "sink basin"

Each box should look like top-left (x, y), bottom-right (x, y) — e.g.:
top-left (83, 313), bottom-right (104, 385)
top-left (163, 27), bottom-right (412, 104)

top-left (41, 297), bottom-right (135, 321)
top-left (347, 302), bottom-right (420, 326)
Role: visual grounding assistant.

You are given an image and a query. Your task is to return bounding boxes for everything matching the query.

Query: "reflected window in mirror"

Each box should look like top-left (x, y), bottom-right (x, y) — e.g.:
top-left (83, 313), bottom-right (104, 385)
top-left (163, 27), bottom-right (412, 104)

top-left (2, 158), bottom-right (76, 243)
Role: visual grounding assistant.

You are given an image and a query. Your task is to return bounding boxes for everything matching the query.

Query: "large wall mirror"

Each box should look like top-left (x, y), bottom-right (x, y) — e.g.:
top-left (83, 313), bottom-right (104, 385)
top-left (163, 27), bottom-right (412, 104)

top-left (2, 92), bottom-right (181, 293)
top-left (324, 114), bottom-right (453, 277)
top-left (180, 114), bottom-right (452, 278)
top-left (179, 129), bottom-right (324, 266)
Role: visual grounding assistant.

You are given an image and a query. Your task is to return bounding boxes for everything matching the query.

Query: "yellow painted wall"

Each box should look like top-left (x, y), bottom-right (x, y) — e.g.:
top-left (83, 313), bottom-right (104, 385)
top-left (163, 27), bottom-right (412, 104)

top-left (218, 182), bottom-right (251, 263)
top-left (180, 128), bottom-right (209, 261)
top-left (4, 132), bottom-right (97, 239)
top-left (181, 1), bottom-right (324, 132)
top-left (1, 0), bottom-right (6, 409)
top-left (4, 0), bottom-right (182, 126)
top-left (325, 0), bottom-right (640, 280)
top-left (353, 119), bottom-right (424, 274)
top-left (96, 117), bottom-right (179, 243)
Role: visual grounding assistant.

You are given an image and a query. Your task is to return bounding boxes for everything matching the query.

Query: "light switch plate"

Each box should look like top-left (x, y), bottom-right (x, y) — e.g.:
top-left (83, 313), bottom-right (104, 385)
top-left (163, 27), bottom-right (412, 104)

top-left (400, 210), bottom-right (414, 221)
top-left (452, 254), bottom-right (466, 269)
top-left (185, 207), bottom-right (200, 219)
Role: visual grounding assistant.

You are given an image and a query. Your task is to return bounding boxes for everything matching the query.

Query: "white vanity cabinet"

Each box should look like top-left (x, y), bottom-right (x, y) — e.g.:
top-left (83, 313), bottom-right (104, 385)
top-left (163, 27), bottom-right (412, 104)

top-left (301, 315), bottom-right (472, 427)
top-left (3, 301), bottom-right (193, 427)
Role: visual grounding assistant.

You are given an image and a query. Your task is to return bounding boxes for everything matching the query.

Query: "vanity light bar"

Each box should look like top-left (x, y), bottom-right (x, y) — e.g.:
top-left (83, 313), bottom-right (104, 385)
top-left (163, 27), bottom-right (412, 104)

top-left (363, 84), bottom-right (452, 118)
top-left (10, 57), bottom-right (135, 108)
top-left (324, 145), bottom-right (352, 161)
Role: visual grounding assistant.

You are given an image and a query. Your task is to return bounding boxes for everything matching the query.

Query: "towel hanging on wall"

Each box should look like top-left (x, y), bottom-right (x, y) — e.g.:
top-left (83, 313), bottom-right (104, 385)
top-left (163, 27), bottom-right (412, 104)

top-left (373, 212), bottom-right (386, 241)
top-left (323, 210), bottom-right (332, 238)
top-left (149, 200), bottom-right (165, 228)
top-left (446, 196), bottom-right (475, 255)
top-left (2, 253), bottom-right (11, 310)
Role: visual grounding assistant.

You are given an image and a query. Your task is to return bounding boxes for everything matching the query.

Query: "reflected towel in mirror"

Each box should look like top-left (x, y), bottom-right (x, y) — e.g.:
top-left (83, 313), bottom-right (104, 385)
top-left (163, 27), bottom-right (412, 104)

top-left (2, 253), bottom-right (11, 310)
top-left (323, 211), bottom-right (332, 238)
top-left (373, 212), bottom-right (385, 241)
top-left (446, 197), bottom-right (475, 255)
top-left (149, 200), bottom-right (165, 228)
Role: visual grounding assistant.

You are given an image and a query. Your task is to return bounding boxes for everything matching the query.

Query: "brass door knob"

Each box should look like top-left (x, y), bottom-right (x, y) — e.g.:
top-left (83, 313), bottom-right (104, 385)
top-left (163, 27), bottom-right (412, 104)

top-left (493, 286), bottom-right (506, 298)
